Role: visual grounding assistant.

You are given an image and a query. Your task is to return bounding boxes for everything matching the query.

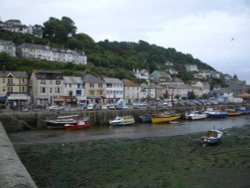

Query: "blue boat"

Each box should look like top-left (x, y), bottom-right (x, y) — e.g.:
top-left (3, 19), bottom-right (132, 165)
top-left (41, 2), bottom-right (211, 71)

top-left (237, 107), bottom-right (250, 115)
top-left (207, 111), bottom-right (228, 118)
top-left (201, 130), bottom-right (223, 147)
top-left (139, 115), bottom-right (152, 122)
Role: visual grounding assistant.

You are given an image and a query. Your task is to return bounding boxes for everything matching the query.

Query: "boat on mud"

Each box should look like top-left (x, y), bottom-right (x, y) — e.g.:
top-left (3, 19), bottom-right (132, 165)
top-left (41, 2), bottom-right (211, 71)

top-left (64, 117), bottom-right (92, 131)
top-left (109, 115), bottom-right (135, 126)
top-left (139, 115), bottom-right (152, 122)
top-left (201, 130), bottom-right (223, 147)
top-left (207, 110), bottom-right (228, 118)
top-left (185, 111), bottom-right (207, 120)
top-left (46, 115), bottom-right (79, 129)
top-left (151, 112), bottom-right (181, 124)
top-left (227, 109), bottom-right (242, 116)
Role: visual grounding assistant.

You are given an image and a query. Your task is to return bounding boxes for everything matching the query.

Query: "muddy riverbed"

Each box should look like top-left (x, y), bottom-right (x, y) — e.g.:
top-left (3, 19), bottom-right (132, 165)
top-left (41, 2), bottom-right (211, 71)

top-left (9, 116), bottom-right (250, 147)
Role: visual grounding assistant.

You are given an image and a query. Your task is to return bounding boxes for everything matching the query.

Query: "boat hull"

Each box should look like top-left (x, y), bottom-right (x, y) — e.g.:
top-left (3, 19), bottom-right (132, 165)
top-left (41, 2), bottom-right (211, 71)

top-left (139, 115), bottom-right (152, 122)
top-left (201, 130), bottom-right (223, 146)
top-left (65, 123), bottom-right (92, 131)
top-left (109, 120), bottom-right (135, 126)
top-left (207, 112), bottom-right (228, 118)
top-left (151, 115), bottom-right (181, 124)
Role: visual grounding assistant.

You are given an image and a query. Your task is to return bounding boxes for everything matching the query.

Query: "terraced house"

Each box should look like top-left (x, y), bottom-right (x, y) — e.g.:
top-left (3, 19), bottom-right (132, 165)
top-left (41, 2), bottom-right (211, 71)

top-left (30, 70), bottom-right (64, 106)
top-left (17, 43), bottom-right (87, 64)
top-left (0, 70), bottom-right (29, 108)
top-left (0, 39), bottom-right (16, 57)
top-left (83, 74), bottom-right (106, 104)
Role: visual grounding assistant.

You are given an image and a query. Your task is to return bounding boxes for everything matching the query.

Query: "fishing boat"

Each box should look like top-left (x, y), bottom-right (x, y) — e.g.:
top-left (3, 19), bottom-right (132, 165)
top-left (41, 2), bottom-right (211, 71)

top-left (46, 115), bottom-right (79, 129)
top-left (236, 107), bottom-right (250, 115)
top-left (151, 112), bottom-right (181, 124)
top-left (207, 110), bottom-right (228, 118)
top-left (109, 115), bottom-right (135, 126)
top-left (227, 109), bottom-right (242, 116)
top-left (139, 115), bottom-right (152, 122)
top-left (64, 117), bottom-right (92, 131)
top-left (201, 130), bottom-right (223, 147)
top-left (185, 111), bottom-right (207, 120)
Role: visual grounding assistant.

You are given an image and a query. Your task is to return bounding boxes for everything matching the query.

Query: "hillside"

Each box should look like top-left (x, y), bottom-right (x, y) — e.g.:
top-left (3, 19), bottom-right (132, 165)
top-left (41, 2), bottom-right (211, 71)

top-left (0, 16), bottom-right (216, 83)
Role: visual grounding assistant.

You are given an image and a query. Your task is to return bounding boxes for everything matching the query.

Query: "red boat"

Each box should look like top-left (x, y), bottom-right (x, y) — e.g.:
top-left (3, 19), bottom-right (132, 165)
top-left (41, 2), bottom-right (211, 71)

top-left (64, 117), bottom-right (92, 131)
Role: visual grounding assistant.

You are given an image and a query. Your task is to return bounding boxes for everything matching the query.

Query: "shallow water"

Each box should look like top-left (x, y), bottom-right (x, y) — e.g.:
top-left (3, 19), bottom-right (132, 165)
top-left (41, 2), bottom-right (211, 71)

top-left (9, 115), bottom-right (250, 146)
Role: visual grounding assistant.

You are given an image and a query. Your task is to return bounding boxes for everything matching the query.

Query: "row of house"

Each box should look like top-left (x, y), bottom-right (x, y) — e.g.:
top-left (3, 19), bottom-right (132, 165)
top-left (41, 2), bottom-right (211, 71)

top-left (0, 70), bottom-right (217, 108)
top-left (133, 67), bottom-right (221, 85)
top-left (0, 39), bottom-right (87, 64)
top-left (0, 19), bottom-right (43, 38)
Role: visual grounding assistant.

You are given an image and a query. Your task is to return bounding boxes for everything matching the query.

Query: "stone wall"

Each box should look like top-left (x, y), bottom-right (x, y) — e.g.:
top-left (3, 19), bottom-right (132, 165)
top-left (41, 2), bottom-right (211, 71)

top-left (0, 122), bottom-right (37, 188)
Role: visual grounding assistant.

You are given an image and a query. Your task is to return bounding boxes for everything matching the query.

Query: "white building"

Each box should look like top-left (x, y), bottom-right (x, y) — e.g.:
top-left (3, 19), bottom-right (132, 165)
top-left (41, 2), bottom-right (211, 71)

top-left (17, 43), bottom-right (87, 64)
top-left (0, 39), bottom-right (16, 57)
top-left (64, 76), bottom-right (85, 105)
top-left (133, 69), bottom-right (149, 81)
top-left (104, 77), bottom-right (124, 101)
top-left (185, 65), bottom-right (198, 72)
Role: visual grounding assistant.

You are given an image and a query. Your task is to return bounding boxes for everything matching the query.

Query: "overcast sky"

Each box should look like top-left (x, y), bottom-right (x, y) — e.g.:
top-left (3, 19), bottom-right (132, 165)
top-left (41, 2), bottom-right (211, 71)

top-left (1, 0), bottom-right (250, 84)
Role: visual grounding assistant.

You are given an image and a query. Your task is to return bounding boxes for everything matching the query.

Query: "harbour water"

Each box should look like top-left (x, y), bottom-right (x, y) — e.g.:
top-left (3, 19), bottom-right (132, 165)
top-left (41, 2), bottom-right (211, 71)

top-left (9, 115), bottom-right (250, 147)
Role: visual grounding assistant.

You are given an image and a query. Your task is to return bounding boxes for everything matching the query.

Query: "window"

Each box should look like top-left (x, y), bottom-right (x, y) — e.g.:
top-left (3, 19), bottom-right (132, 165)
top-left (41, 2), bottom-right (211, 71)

top-left (40, 80), bottom-right (46, 85)
top-left (56, 80), bottom-right (61, 85)
top-left (8, 78), bottom-right (13, 84)
top-left (56, 88), bottom-right (60, 93)
top-left (41, 87), bottom-right (46, 94)
top-left (50, 88), bottom-right (53, 93)
top-left (2, 87), bottom-right (5, 92)
top-left (7, 87), bottom-right (13, 93)
top-left (90, 83), bottom-right (94, 87)
top-left (2, 78), bottom-right (5, 84)
top-left (98, 84), bottom-right (103, 88)
top-left (90, 90), bottom-right (94, 95)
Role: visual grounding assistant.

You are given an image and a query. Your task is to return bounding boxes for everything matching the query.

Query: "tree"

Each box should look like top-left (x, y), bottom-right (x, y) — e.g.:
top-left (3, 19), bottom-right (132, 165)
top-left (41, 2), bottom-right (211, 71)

top-left (43, 16), bottom-right (77, 43)
top-left (187, 91), bottom-right (196, 99)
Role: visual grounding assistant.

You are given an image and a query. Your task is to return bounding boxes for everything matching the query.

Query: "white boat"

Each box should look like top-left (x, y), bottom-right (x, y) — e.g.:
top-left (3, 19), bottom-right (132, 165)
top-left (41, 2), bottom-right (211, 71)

top-left (185, 111), bottom-right (207, 120)
top-left (109, 115), bottom-right (135, 126)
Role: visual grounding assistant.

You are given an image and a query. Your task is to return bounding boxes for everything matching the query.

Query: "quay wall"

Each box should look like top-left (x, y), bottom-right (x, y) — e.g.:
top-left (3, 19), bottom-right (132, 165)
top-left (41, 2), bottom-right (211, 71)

top-left (0, 122), bottom-right (37, 188)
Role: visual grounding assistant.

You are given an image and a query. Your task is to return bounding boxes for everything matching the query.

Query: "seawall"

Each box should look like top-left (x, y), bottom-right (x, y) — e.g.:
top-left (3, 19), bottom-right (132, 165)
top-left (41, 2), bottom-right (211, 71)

top-left (0, 122), bottom-right (37, 188)
top-left (0, 104), bottom-right (244, 131)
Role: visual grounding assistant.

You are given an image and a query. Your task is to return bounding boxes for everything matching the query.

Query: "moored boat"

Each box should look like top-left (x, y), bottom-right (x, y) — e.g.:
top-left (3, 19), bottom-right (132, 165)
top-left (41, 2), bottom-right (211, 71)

top-left (151, 112), bottom-right (181, 124)
top-left (185, 111), bottom-right (207, 120)
top-left (64, 117), bottom-right (92, 131)
top-left (236, 107), bottom-right (250, 115)
top-left (207, 111), bottom-right (228, 118)
top-left (139, 115), bottom-right (152, 122)
top-left (201, 130), bottom-right (223, 147)
top-left (46, 115), bottom-right (79, 129)
top-left (227, 109), bottom-right (242, 116)
top-left (109, 115), bottom-right (135, 126)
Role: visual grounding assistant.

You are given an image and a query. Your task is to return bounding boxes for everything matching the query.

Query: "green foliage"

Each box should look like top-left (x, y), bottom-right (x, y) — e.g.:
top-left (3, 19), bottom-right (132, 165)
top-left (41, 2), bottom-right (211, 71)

top-left (43, 16), bottom-right (77, 43)
top-left (0, 16), bottom-right (218, 83)
top-left (209, 78), bottom-right (228, 90)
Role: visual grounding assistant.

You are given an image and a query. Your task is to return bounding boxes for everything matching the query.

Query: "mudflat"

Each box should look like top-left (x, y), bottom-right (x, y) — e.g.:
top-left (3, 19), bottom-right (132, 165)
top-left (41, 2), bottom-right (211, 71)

top-left (17, 125), bottom-right (250, 188)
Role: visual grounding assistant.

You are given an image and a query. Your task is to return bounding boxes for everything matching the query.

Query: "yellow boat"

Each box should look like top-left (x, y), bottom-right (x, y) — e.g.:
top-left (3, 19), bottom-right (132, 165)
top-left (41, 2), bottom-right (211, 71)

top-left (151, 113), bottom-right (181, 124)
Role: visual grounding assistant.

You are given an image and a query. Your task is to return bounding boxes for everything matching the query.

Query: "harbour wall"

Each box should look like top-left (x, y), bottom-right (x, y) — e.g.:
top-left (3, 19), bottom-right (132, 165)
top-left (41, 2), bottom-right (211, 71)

top-left (0, 104), bottom-right (244, 131)
top-left (0, 122), bottom-right (37, 188)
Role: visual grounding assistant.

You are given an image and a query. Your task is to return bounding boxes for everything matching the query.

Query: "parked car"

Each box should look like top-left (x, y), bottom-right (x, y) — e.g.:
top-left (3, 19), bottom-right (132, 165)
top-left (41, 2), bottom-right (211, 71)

top-left (87, 103), bottom-right (95, 110)
top-left (109, 104), bottom-right (116, 110)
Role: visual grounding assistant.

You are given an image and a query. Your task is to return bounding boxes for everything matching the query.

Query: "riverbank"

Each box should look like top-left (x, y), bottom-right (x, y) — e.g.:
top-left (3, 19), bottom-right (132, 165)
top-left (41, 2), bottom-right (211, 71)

top-left (16, 124), bottom-right (250, 188)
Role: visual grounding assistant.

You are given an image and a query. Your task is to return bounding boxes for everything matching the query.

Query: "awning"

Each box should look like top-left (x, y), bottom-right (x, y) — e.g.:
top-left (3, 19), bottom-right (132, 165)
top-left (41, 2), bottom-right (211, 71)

top-left (7, 94), bottom-right (30, 100)
top-left (87, 96), bottom-right (101, 99)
